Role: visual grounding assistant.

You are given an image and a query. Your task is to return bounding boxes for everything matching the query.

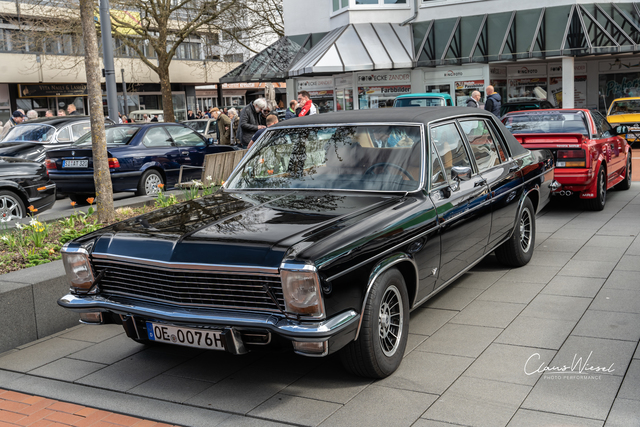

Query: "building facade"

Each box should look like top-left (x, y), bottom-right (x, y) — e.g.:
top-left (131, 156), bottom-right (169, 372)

top-left (270, 0), bottom-right (640, 114)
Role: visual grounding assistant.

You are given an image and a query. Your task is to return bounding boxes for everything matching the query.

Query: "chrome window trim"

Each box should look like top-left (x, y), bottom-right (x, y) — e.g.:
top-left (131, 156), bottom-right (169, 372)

top-left (90, 252), bottom-right (280, 275)
top-left (224, 122), bottom-right (426, 195)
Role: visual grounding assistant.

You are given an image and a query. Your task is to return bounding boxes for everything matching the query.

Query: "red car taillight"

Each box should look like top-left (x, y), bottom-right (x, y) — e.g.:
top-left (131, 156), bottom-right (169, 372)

top-left (44, 159), bottom-right (57, 170)
top-left (556, 149), bottom-right (586, 168)
top-left (108, 158), bottom-right (120, 168)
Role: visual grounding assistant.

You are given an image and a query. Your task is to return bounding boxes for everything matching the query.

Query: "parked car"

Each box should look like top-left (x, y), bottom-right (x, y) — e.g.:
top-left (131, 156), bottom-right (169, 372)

top-left (605, 97), bottom-right (640, 143)
top-left (393, 93), bottom-right (454, 107)
top-left (502, 109), bottom-right (631, 211)
top-left (500, 99), bottom-right (554, 117)
top-left (0, 156), bottom-right (56, 222)
top-left (45, 123), bottom-right (236, 203)
top-left (129, 110), bottom-right (164, 123)
top-left (0, 117), bottom-right (113, 162)
top-left (57, 108), bottom-right (554, 378)
top-left (182, 119), bottom-right (218, 140)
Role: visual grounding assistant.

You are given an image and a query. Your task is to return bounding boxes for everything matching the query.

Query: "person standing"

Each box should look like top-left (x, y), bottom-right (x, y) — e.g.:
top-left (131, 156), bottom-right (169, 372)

top-left (26, 110), bottom-right (38, 120)
top-left (45, 110), bottom-right (54, 117)
top-left (484, 85), bottom-right (502, 117)
top-left (296, 91), bottom-right (317, 117)
top-left (1, 111), bottom-right (25, 139)
top-left (217, 109), bottom-right (232, 145)
top-left (67, 104), bottom-right (79, 115)
top-left (239, 98), bottom-right (267, 149)
top-left (467, 91), bottom-right (482, 108)
top-left (228, 108), bottom-right (239, 145)
top-left (187, 109), bottom-right (196, 120)
top-left (57, 109), bottom-right (66, 116)
top-left (248, 113), bottom-right (279, 149)
top-left (284, 100), bottom-right (297, 120)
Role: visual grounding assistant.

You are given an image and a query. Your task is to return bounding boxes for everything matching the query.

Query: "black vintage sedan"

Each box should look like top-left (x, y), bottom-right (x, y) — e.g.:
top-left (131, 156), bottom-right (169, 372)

top-left (58, 108), bottom-right (555, 378)
top-left (0, 156), bottom-right (56, 221)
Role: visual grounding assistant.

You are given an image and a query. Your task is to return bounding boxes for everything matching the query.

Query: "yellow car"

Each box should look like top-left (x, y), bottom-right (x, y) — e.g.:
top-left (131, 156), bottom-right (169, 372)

top-left (607, 97), bottom-right (640, 142)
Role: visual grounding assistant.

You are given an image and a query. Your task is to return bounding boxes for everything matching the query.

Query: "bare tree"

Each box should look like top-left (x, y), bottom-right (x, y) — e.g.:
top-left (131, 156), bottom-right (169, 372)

top-left (78, 0), bottom-right (115, 223)
top-left (221, 0), bottom-right (283, 54)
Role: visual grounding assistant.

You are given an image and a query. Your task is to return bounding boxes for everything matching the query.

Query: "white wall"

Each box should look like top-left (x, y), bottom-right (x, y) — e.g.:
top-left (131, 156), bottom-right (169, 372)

top-left (284, 0), bottom-right (331, 35)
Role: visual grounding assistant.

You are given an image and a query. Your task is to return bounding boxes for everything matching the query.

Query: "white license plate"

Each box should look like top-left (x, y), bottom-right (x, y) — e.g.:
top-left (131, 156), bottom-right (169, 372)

top-left (62, 160), bottom-right (88, 168)
top-left (146, 322), bottom-right (225, 350)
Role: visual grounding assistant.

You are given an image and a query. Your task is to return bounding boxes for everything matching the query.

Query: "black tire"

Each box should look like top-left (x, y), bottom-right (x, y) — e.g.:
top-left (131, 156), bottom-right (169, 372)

top-left (136, 169), bottom-right (164, 196)
top-left (495, 197), bottom-right (536, 267)
top-left (584, 165), bottom-right (606, 211)
top-left (614, 155), bottom-right (632, 191)
top-left (0, 190), bottom-right (26, 222)
top-left (68, 194), bottom-right (94, 205)
top-left (340, 268), bottom-right (410, 379)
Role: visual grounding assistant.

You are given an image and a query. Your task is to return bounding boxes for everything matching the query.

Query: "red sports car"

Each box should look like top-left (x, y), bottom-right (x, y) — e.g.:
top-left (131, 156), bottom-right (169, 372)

top-left (502, 109), bottom-right (632, 210)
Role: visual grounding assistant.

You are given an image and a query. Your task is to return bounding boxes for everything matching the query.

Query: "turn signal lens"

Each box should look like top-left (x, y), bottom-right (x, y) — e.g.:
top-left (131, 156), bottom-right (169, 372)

top-left (44, 159), bottom-right (57, 170)
top-left (108, 158), bottom-right (120, 168)
top-left (556, 149), bottom-right (586, 168)
top-left (281, 270), bottom-right (324, 318)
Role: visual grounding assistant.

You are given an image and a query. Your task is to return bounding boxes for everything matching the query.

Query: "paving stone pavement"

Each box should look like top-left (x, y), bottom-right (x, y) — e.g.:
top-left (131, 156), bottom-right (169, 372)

top-left (2, 184), bottom-right (640, 427)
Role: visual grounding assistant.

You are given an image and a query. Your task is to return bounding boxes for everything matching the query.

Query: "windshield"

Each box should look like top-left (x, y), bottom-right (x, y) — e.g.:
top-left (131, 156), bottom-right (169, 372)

top-left (502, 111), bottom-right (589, 135)
top-left (73, 126), bottom-right (140, 146)
top-left (226, 125), bottom-right (423, 192)
top-left (394, 97), bottom-right (445, 107)
top-left (609, 100), bottom-right (640, 115)
top-left (2, 124), bottom-right (56, 142)
top-left (184, 121), bottom-right (209, 132)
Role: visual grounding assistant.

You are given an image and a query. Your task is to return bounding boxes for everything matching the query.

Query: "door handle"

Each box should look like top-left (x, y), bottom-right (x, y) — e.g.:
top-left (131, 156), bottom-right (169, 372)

top-left (473, 179), bottom-right (485, 188)
top-left (181, 151), bottom-right (189, 156)
top-left (509, 164), bottom-right (519, 173)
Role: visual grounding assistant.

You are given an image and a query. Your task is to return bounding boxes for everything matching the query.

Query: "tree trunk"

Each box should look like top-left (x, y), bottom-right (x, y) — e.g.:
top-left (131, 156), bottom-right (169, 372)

top-left (79, 0), bottom-right (115, 223)
top-left (158, 65), bottom-right (175, 123)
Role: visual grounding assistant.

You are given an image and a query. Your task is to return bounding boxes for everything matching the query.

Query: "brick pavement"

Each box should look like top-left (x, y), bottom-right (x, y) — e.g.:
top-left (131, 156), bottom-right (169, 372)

top-left (0, 390), bottom-right (179, 427)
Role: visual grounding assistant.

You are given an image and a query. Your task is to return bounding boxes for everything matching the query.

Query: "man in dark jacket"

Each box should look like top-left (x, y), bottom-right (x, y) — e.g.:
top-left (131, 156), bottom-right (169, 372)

top-left (484, 85), bottom-right (501, 117)
top-left (466, 91), bottom-right (481, 108)
top-left (284, 100), bottom-right (297, 120)
top-left (239, 98), bottom-right (267, 148)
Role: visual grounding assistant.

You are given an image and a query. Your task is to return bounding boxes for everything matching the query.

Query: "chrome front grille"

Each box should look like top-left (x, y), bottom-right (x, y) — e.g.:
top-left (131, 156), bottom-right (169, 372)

top-left (92, 259), bottom-right (285, 313)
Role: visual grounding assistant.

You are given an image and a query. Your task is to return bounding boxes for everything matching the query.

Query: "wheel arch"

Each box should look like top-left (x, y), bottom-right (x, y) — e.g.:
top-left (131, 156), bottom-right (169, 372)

top-left (0, 181), bottom-right (30, 208)
top-left (140, 165), bottom-right (166, 183)
top-left (354, 253), bottom-right (418, 341)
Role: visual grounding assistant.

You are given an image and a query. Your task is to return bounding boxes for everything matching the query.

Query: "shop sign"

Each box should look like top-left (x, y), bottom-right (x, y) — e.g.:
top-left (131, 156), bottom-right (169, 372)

top-left (358, 85), bottom-right (411, 96)
top-left (425, 66), bottom-right (484, 80)
top-left (489, 66), bottom-right (507, 77)
top-left (18, 83), bottom-right (88, 98)
top-left (334, 75), bottom-right (353, 87)
top-left (308, 90), bottom-right (334, 97)
top-left (357, 71), bottom-right (412, 85)
top-left (548, 62), bottom-right (587, 77)
top-left (297, 78), bottom-right (334, 91)
top-left (599, 59), bottom-right (640, 73)
top-left (455, 80), bottom-right (484, 90)
top-left (507, 65), bottom-right (547, 78)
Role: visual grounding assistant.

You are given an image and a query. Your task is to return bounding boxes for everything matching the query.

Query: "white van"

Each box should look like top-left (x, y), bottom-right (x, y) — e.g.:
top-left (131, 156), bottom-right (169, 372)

top-left (129, 110), bottom-right (164, 123)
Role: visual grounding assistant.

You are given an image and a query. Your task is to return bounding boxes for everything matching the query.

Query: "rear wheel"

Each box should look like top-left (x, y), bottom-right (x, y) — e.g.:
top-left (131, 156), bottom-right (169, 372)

top-left (615, 155), bottom-right (632, 191)
top-left (340, 268), bottom-right (409, 379)
top-left (136, 169), bottom-right (164, 196)
top-left (495, 197), bottom-right (536, 267)
top-left (584, 165), bottom-right (606, 211)
top-left (0, 190), bottom-right (26, 222)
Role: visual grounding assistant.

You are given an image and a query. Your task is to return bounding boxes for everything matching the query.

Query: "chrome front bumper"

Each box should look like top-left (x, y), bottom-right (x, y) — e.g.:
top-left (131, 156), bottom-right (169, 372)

top-left (58, 294), bottom-right (359, 341)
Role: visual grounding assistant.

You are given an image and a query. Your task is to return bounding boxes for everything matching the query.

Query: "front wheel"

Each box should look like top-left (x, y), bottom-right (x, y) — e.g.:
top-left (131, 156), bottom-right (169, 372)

top-left (614, 155), bottom-right (632, 191)
top-left (0, 190), bottom-right (26, 222)
top-left (584, 165), bottom-right (606, 211)
top-left (495, 197), bottom-right (536, 267)
top-left (340, 268), bottom-right (409, 379)
top-left (136, 169), bottom-right (164, 196)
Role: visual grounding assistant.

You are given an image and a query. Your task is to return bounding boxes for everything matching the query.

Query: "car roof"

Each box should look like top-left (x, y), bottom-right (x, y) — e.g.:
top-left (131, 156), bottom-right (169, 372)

top-left (504, 108), bottom-right (590, 114)
top-left (20, 116), bottom-right (92, 127)
top-left (395, 93), bottom-right (453, 100)
top-left (503, 100), bottom-right (550, 105)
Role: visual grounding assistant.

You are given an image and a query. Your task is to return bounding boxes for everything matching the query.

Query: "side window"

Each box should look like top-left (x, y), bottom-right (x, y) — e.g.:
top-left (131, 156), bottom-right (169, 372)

top-left (57, 127), bottom-right (71, 143)
top-left (591, 112), bottom-right (604, 138)
top-left (430, 145), bottom-right (446, 188)
top-left (485, 120), bottom-right (509, 162)
top-left (165, 126), bottom-right (205, 147)
top-left (143, 127), bottom-right (172, 147)
top-left (430, 123), bottom-right (472, 182)
top-left (71, 123), bottom-right (92, 141)
top-left (459, 119), bottom-right (502, 172)
top-left (599, 114), bottom-right (613, 138)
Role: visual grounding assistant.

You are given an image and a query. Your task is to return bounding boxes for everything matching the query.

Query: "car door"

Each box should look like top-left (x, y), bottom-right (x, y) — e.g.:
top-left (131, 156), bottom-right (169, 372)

top-left (596, 112), bottom-right (625, 182)
top-left (140, 126), bottom-right (182, 185)
top-left (427, 121), bottom-right (492, 291)
top-left (459, 118), bottom-right (523, 249)
top-left (164, 126), bottom-right (209, 181)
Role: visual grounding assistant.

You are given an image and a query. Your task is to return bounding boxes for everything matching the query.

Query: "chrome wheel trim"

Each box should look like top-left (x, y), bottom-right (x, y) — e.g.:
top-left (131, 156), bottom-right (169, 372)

top-left (0, 194), bottom-right (24, 222)
top-left (627, 157), bottom-right (632, 184)
top-left (379, 285), bottom-right (403, 357)
top-left (519, 207), bottom-right (532, 253)
top-left (145, 173), bottom-right (162, 195)
top-left (599, 169), bottom-right (606, 206)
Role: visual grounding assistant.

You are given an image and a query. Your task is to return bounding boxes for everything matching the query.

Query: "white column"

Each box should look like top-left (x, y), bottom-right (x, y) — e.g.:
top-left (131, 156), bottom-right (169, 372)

top-left (562, 56), bottom-right (575, 109)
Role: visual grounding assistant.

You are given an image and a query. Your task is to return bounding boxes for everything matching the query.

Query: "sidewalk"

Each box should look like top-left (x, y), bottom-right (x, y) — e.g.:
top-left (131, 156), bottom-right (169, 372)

top-left (1, 184), bottom-right (640, 426)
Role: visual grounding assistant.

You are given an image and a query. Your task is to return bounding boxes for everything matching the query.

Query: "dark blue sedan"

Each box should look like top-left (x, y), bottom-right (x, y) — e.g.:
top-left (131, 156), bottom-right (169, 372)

top-left (45, 123), bottom-right (236, 203)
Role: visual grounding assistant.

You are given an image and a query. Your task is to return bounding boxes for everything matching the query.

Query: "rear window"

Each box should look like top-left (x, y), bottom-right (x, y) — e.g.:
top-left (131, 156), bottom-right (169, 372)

top-left (395, 97), bottom-right (446, 107)
top-left (502, 111), bottom-right (589, 135)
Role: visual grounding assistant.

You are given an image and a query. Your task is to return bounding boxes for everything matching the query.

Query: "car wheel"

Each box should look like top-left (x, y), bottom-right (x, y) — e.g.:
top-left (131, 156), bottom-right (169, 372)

top-left (136, 169), bottom-right (164, 196)
top-left (615, 155), bottom-right (632, 191)
top-left (584, 165), bottom-right (606, 211)
top-left (340, 268), bottom-right (409, 379)
top-left (0, 190), bottom-right (26, 222)
top-left (495, 197), bottom-right (536, 267)
top-left (68, 194), bottom-right (95, 205)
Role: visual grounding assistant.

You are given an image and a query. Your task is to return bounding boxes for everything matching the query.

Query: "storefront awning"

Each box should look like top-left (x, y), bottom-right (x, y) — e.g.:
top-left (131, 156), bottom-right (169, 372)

top-left (288, 23), bottom-right (413, 76)
top-left (220, 34), bottom-right (327, 83)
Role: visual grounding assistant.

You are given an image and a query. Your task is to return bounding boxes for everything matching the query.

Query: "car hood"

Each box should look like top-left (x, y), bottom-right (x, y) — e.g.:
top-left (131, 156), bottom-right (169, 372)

top-left (0, 142), bottom-right (47, 161)
top-left (606, 114), bottom-right (640, 125)
top-left (86, 190), bottom-right (403, 269)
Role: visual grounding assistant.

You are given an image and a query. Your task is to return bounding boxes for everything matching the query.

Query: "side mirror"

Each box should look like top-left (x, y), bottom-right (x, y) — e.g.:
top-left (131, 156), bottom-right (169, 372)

top-left (207, 137), bottom-right (215, 145)
top-left (451, 166), bottom-right (472, 182)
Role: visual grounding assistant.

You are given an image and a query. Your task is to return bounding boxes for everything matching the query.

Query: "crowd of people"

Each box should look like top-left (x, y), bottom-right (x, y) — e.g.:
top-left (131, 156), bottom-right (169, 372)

top-left (0, 103), bottom-right (81, 139)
